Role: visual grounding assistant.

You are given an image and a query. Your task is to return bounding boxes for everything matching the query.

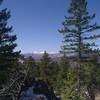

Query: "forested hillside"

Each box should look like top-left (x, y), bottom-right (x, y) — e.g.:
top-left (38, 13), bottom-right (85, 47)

top-left (0, 0), bottom-right (100, 100)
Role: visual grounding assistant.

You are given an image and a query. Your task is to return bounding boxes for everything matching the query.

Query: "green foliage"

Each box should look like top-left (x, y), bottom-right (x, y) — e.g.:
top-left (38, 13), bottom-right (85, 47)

top-left (0, 96), bottom-right (12, 100)
top-left (0, 7), bottom-right (20, 86)
top-left (38, 51), bottom-right (52, 80)
top-left (37, 51), bottom-right (60, 90)
top-left (25, 56), bottom-right (37, 79)
top-left (58, 67), bottom-right (85, 100)
top-left (0, 71), bottom-right (8, 84)
top-left (59, 0), bottom-right (100, 99)
top-left (59, 0), bottom-right (100, 59)
top-left (46, 51), bottom-right (100, 100)
top-left (59, 55), bottom-right (70, 79)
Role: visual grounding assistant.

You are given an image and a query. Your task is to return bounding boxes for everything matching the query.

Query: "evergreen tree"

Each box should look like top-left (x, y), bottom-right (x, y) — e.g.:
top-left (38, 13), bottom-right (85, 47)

top-left (59, 0), bottom-right (100, 99)
top-left (39, 51), bottom-right (60, 90)
top-left (59, 0), bottom-right (100, 59)
top-left (60, 67), bottom-right (86, 100)
top-left (59, 55), bottom-right (70, 79)
top-left (25, 56), bottom-right (38, 80)
top-left (0, 4), bottom-right (20, 86)
top-left (39, 51), bottom-right (52, 81)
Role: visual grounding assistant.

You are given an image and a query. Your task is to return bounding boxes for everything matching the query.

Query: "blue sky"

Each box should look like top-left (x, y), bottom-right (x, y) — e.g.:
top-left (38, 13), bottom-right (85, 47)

top-left (1, 0), bottom-right (100, 53)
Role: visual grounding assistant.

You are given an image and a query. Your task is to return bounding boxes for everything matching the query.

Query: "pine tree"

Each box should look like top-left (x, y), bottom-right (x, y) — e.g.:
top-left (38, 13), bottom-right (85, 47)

top-left (39, 51), bottom-right (52, 82)
top-left (59, 55), bottom-right (70, 81)
top-left (0, 8), bottom-right (20, 85)
top-left (25, 56), bottom-right (38, 80)
top-left (39, 51), bottom-right (60, 90)
top-left (59, 0), bottom-right (100, 59)
top-left (59, 0), bottom-right (100, 99)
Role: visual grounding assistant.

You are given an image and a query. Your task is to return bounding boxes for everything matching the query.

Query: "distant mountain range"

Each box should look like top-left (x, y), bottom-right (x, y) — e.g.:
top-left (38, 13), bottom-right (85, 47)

top-left (22, 53), bottom-right (61, 61)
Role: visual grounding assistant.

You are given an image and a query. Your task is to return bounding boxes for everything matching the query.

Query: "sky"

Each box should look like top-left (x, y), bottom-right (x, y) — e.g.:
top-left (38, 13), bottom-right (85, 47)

top-left (1, 0), bottom-right (100, 53)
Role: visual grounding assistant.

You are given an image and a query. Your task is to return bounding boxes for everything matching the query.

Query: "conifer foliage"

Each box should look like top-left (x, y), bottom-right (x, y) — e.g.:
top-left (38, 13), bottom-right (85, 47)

top-left (0, 4), bottom-right (20, 84)
top-left (59, 0), bottom-right (100, 59)
top-left (59, 0), bottom-right (100, 99)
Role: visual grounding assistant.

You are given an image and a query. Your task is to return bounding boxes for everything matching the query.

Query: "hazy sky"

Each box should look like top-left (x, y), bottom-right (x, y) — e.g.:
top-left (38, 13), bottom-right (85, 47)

top-left (1, 0), bottom-right (100, 53)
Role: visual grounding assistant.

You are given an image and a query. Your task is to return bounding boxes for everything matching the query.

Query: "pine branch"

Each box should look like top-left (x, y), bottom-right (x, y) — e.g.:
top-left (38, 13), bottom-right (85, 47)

top-left (82, 25), bottom-right (100, 33)
top-left (59, 28), bottom-right (79, 34)
top-left (81, 23), bottom-right (97, 30)
top-left (83, 34), bottom-right (100, 40)
top-left (82, 14), bottom-right (95, 21)
top-left (81, 42), bottom-right (97, 47)
top-left (64, 34), bottom-right (79, 39)
top-left (63, 39), bottom-right (78, 42)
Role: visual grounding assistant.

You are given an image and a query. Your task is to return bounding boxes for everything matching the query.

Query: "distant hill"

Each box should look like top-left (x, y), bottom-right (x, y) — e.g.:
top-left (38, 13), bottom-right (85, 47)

top-left (22, 53), bottom-right (61, 61)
